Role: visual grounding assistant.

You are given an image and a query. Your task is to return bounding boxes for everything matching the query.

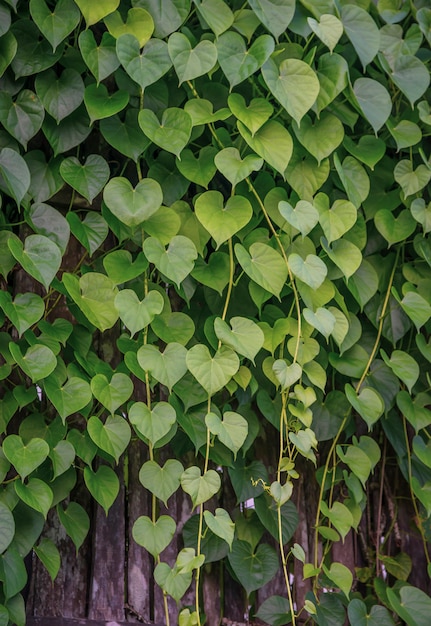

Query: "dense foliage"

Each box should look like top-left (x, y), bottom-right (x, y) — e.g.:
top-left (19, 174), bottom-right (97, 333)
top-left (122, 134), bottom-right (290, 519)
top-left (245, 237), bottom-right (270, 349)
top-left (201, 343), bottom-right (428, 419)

top-left (0, 0), bottom-right (431, 624)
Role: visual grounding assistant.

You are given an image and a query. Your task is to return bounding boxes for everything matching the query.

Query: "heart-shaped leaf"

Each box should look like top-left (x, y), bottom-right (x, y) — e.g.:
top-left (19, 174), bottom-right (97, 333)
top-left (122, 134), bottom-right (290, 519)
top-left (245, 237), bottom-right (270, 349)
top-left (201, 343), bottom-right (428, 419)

top-left (380, 349), bottom-right (419, 394)
top-left (114, 289), bottom-right (163, 336)
top-left (139, 459), bottom-right (184, 506)
top-left (181, 466), bottom-right (221, 507)
top-left (308, 14), bottom-right (343, 52)
top-left (228, 539), bottom-right (279, 597)
top-left (9, 342), bottom-right (57, 383)
top-left (66, 212), bottom-right (108, 256)
top-left (143, 235), bottom-right (197, 288)
top-left (411, 199), bottom-right (431, 234)
top-left (0, 89), bottom-right (44, 149)
top-left (15, 478), bottom-right (53, 518)
top-left (0, 148), bottom-right (31, 206)
top-left (104, 251), bottom-right (148, 285)
top-left (84, 83), bottom-right (129, 124)
top-left (116, 34), bottom-right (172, 90)
top-left (195, 191), bottom-right (252, 249)
top-left (91, 373), bottom-right (133, 414)
top-left (104, 8), bottom-right (154, 48)
top-left (63, 272), bottom-right (119, 331)
top-left (88, 414), bottom-right (131, 462)
top-left (217, 32), bottom-right (274, 88)
top-left (303, 307), bottom-right (336, 340)
top-left (184, 99), bottom-right (231, 126)
top-left (278, 200), bottom-right (319, 238)
top-left (272, 360), bottom-right (302, 390)
top-left (129, 401), bottom-right (177, 446)
top-left (248, 0), bottom-right (295, 38)
top-left (214, 147), bottom-right (263, 187)
top-left (137, 342), bottom-right (187, 391)
top-left (3, 435), bottom-right (49, 479)
top-left (203, 508), bottom-right (235, 549)
top-left (138, 107), bottom-right (192, 158)
top-left (262, 57), bottom-right (320, 126)
top-left (30, 0), bottom-right (80, 51)
top-left (133, 515), bottom-right (176, 558)
top-left (236, 243), bottom-right (288, 297)
top-left (176, 146), bottom-right (217, 188)
top-left (57, 502), bottom-right (90, 552)
top-left (60, 154), bottom-right (109, 203)
top-left (228, 93), bottom-right (273, 136)
top-left (100, 111), bottom-right (149, 163)
top-left (394, 160), bottom-right (431, 198)
top-left (78, 31), bottom-right (120, 83)
top-left (186, 344), bottom-right (239, 396)
top-left (73, 0), bottom-right (119, 26)
top-left (320, 501), bottom-right (353, 541)
top-left (323, 561), bottom-right (352, 598)
top-left (348, 598), bottom-right (397, 626)
top-left (374, 209), bottom-right (416, 246)
top-left (8, 234), bottom-right (61, 291)
top-left (214, 316), bottom-right (264, 363)
top-left (341, 4), bottom-right (379, 69)
top-left (195, 0), bottom-right (234, 36)
top-left (288, 253), bottom-right (327, 290)
top-left (84, 465), bottom-right (119, 515)
top-left (191, 253), bottom-right (230, 296)
top-left (293, 113), bottom-right (344, 165)
top-left (353, 78), bottom-right (392, 134)
top-left (391, 54), bottom-right (430, 107)
top-left (0, 502), bottom-right (15, 555)
top-left (238, 120), bottom-right (293, 175)
top-left (169, 32), bottom-right (217, 84)
top-left (343, 135), bottom-right (386, 170)
top-left (345, 383), bottom-right (385, 430)
top-left (50, 440), bottom-right (75, 479)
top-left (103, 177), bottom-right (163, 228)
top-left (0, 292), bottom-right (44, 337)
top-left (205, 411), bottom-right (248, 457)
top-left (44, 376), bottom-right (92, 422)
top-left (154, 562), bottom-right (192, 603)
top-left (317, 196), bottom-right (357, 244)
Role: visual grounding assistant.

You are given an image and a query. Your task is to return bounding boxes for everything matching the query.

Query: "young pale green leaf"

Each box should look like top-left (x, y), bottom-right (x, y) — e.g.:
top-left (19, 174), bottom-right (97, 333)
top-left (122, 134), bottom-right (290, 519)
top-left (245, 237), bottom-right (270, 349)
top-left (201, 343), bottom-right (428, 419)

top-left (195, 191), bottom-right (253, 249)
top-left (154, 562), bottom-right (192, 603)
top-left (103, 177), bottom-right (163, 228)
top-left (217, 32), bottom-right (274, 89)
top-left (143, 236), bottom-right (197, 288)
top-left (205, 411), bottom-right (248, 457)
top-left (273, 360), bottom-right (302, 390)
top-left (103, 250), bottom-right (148, 284)
top-left (0, 292), bottom-right (44, 338)
top-left (15, 478), bottom-right (53, 518)
top-left (334, 155), bottom-right (370, 208)
top-left (321, 239), bottom-right (362, 280)
top-left (303, 307), bottom-right (336, 340)
top-left (288, 253), bottom-right (327, 290)
top-left (308, 14), bottom-right (343, 52)
top-left (214, 147), bottom-right (263, 188)
top-left (57, 502), bottom-right (90, 552)
top-left (394, 160), bottom-right (431, 198)
top-left (396, 290), bottom-right (431, 331)
top-left (191, 253), bottom-right (230, 295)
top-left (63, 272), bottom-right (119, 331)
top-left (104, 8), bottom-right (154, 47)
top-left (9, 343), bottom-right (57, 383)
top-left (2, 435), bottom-right (49, 480)
top-left (73, 0), bottom-right (119, 26)
top-left (293, 113), bottom-right (344, 165)
top-left (317, 196), bottom-right (357, 244)
top-left (78, 31), bottom-right (120, 83)
top-left (270, 480), bottom-right (293, 506)
top-left (337, 444), bottom-right (373, 486)
top-left (214, 316), bottom-right (264, 363)
top-left (91, 373), bottom-right (133, 415)
top-left (203, 508), bottom-right (235, 549)
top-left (116, 35), bottom-right (172, 90)
top-left (129, 401), bottom-right (177, 446)
top-left (138, 107), bottom-right (192, 158)
top-left (83, 465), bottom-right (119, 515)
top-left (184, 98), bottom-right (231, 126)
top-left (285, 154), bottom-right (330, 201)
top-left (44, 376), bottom-right (92, 422)
top-left (181, 466), bottom-right (221, 508)
top-left (320, 501), bottom-right (354, 541)
top-left (323, 562), bottom-right (353, 598)
top-left (279, 200), bottom-right (319, 238)
top-left (137, 342), bottom-right (187, 391)
top-left (132, 515), bottom-right (176, 558)
top-left (186, 344), bottom-right (239, 396)
top-left (87, 415), bottom-right (131, 463)
top-left (411, 199), bottom-right (431, 233)
top-left (195, 0), bottom-right (234, 36)
top-left (345, 384), bottom-right (384, 430)
top-left (114, 289), bottom-right (163, 337)
top-left (380, 349), bottom-right (419, 393)
top-left (228, 94), bottom-right (273, 136)
top-left (262, 57), bottom-right (320, 126)
top-left (397, 391), bottom-right (431, 433)
top-left (139, 459), bottom-right (183, 506)
top-left (169, 32), bottom-right (217, 84)
top-left (236, 242), bottom-right (288, 297)
top-left (238, 120), bottom-right (293, 175)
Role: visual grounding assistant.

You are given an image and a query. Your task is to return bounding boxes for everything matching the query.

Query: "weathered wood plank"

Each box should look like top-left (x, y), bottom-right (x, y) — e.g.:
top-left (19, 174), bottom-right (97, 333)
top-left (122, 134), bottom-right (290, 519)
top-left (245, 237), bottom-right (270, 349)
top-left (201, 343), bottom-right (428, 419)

top-left (27, 618), bottom-right (162, 626)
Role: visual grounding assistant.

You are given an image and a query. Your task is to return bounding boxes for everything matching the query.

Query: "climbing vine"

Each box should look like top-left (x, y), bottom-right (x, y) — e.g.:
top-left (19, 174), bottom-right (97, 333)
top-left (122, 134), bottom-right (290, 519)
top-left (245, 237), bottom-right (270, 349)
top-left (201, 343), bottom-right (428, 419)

top-left (0, 0), bottom-right (431, 625)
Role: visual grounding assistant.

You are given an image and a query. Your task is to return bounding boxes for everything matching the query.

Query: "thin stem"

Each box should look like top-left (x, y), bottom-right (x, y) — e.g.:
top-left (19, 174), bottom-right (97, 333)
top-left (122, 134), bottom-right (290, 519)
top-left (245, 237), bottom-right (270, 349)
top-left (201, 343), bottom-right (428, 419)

top-left (220, 237), bottom-right (234, 323)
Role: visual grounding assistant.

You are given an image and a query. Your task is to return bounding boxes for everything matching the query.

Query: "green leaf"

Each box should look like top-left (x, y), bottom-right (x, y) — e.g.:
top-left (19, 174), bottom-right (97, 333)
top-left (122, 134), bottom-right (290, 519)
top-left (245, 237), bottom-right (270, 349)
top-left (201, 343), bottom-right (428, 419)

top-left (323, 562), bottom-right (353, 598)
top-left (181, 466), bottom-right (221, 507)
top-left (228, 94), bottom-right (272, 136)
top-left (2, 435), bottom-right (49, 480)
top-left (137, 342), bottom-right (188, 391)
top-left (205, 411), bottom-right (248, 457)
top-left (262, 57), bottom-right (320, 126)
top-left (115, 289), bottom-right (163, 337)
top-left (0, 544), bottom-right (28, 599)
top-left (380, 349), bottom-right (419, 393)
top-left (347, 598), bottom-right (395, 626)
top-left (35, 68), bottom-right (84, 124)
top-left (0, 148), bottom-right (30, 206)
top-left (293, 113), bottom-right (344, 165)
top-left (73, 0), bottom-right (119, 26)
top-left (0, 31), bottom-right (17, 80)
top-left (303, 307), bottom-right (336, 340)
top-left (195, 191), bottom-right (253, 249)
top-left (315, 52), bottom-right (349, 115)
top-left (60, 154), bottom-right (109, 203)
top-left (0, 503), bottom-right (14, 555)
top-left (203, 508), bottom-right (235, 549)
top-left (214, 147), bottom-right (263, 187)
top-left (186, 344), bottom-right (239, 396)
top-left (116, 35), bottom-right (172, 90)
top-left (394, 160), bottom-right (431, 198)
top-left (129, 401), bottom-right (177, 446)
top-left (191, 253), bottom-right (230, 293)
top-left (27, 202), bottom-right (70, 255)
top-left (273, 361), bottom-right (302, 390)
top-left (87, 414), bottom-right (131, 463)
top-left (285, 154), bottom-right (330, 201)
top-left (238, 120), bottom-right (293, 175)
top-left (103, 176), bottom-right (162, 228)
top-left (8, 234), bottom-right (61, 291)
top-left (396, 290), bottom-right (431, 331)
top-left (139, 459), bottom-right (183, 506)
top-left (43, 376), bottom-right (91, 422)
top-left (279, 200), bottom-right (319, 238)
top-left (0, 89), bottom-right (44, 149)
top-left (411, 199), bottom-right (431, 234)
top-left (57, 501), bottom-right (90, 552)
top-left (11, 20), bottom-right (63, 79)
top-left (103, 250), bottom-right (148, 284)
top-left (341, 4), bottom-right (380, 69)
top-left (143, 235), bottom-right (197, 288)
top-left (132, 515), bottom-right (176, 558)
top-left (84, 465), bottom-right (119, 515)
top-left (14, 478), bottom-right (53, 518)
top-left (176, 146), bottom-right (217, 188)
top-left (34, 537), bottom-right (60, 581)
top-left (91, 372), bottom-right (133, 414)
top-left (66, 212), bottom-right (108, 257)
top-left (42, 105), bottom-right (91, 157)
top-left (236, 242), bottom-right (287, 296)
top-left (317, 196), bottom-right (357, 244)
top-left (321, 239), bottom-right (362, 280)
top-left (353, 78), bottom-right (392, 134)
top-left (78, 31), bottom-right (120, 83)
top-left (84, 83), bottom-right (129, 125)
top-left (228, 539), bottom-right (278, 597)
top-left (343, 135), bottom-right (386, 170)
top-left (9, 343), bottom-right (57, 383)
top-left (288, 253), bottom-right (327, 290)
top-left (248, 0), bottom-right (295, 38)
top-left (345, 383), bottom-right (384, 430)
top-left (320, 501), bottom-right (353, 541)
top-left (154, 561), bottom-right (192, 603)
top-left (63, 272), bottom-right (119, 331)
top-left (169, 32), bottom-right (217, 84)
top-left (255, 595), bottom-right (291, 626)
top-left (104, 7), bottom-right (154, 47)
top-left (217, 32), bottom-right (274, 89)
top-left (0, 292), bottom-right (44, 338)
top-left (138, 107), bottom-right (192, 158)
top-left (397, 391), bottom-right (431, 433)
top-left (195, 0), bottom-right (234, 36)
top-left (387, 585), bottom-right (431, 626)
top-left (308, 14), bottom-right (343, 52)
top-left (101, 109), bottom-right (150, 160)
top-left (134, 0), bottom-right (190, 38)
top-left (334, 154), bottom-right (370, 208)
top-left (390, 55), bottom-right (430, 107)
top-left (30, 0), bottom-right (80, 51)
top-left (214, 316), bottom-right (264, 362)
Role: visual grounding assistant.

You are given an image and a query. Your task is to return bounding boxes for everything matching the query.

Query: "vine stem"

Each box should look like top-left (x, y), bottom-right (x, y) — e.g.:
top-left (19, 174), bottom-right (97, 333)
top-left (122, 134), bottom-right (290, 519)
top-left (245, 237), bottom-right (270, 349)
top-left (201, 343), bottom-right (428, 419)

top-left (220, 237), bottom-right (234, 323)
